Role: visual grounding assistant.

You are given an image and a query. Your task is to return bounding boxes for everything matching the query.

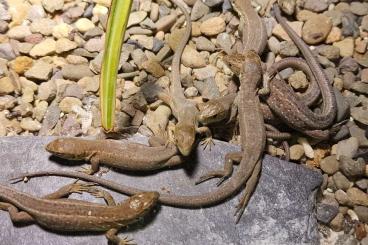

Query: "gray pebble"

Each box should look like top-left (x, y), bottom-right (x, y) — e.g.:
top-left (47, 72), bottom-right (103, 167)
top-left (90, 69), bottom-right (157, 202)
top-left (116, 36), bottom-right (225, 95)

top-left (195, 36), bottom-right (215, 52)
top-left (317, 45), bottom-right (340, 60)
top-left (316, 197), bottom-right (339, 224)
top-left (202, 0), bottom-right (223, 7)
top-left (351, 106), bottom-right (368, 125)
top-left (354, 206), bottom-right (368, 223)
top-left (350, 2), bottom-right (368, 16)
top-left (339, 156), bottom-right (366, 178)
top-left (332, 171), bottom-right (352, 191)
top-left (191, 0), bottom-right (210, 21)
top-left (304, 0), bottom-right (328, 12)
top-left (61, 64), bottom-right (94, 81)
top-left (333, 89), bottom-right (350, 122)
top-left (0, 43), bottom-right (16, 60)
top-left (335, 189), bottom-right (353, 206)
top-left (24, 61), bottom-right (53, 81)
top-left (355, 179), bottom-right (368, 191)
top-left (194, 77), bottom-right (220, 100)
top-left (335, 234), bottom-right (358, 245)
top-left (279, 41), bottom-right (299, 56)
top-left (348, 121), bottom-right (368, 147)
top-left (335, 137), bottom-right (359, 160)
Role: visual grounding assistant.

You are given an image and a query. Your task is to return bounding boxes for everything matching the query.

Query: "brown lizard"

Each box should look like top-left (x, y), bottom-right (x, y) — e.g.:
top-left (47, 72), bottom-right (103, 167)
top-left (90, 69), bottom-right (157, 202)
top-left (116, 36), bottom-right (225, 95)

top-left (0, 182), bottom-right (159, 244)
top-left (13, 50), bottom-right (266, 222)
top-left (45, 137), bottom-right (183, 175)
top-left (157, 0), bottom-right (212, 156)
top-left (262, 5), bottom-right (337, 138)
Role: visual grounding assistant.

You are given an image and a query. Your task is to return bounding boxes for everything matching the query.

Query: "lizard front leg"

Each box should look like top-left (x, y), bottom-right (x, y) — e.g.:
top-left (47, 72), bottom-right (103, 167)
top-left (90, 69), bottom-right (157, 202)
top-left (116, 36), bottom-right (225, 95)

top-left (197, 126), bottom-right (215, 151)
top-left (196, 151), bottom-right (242, 186)
top-left (78, 153), bottom-right (100, 175)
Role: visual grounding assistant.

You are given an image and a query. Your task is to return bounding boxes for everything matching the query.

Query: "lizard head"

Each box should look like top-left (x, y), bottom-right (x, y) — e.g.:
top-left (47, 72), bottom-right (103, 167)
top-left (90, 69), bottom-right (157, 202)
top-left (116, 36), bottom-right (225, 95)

top-left (125, 192), bottom-right (159, 217)
top-left (174, 122), bottom-right (196, 157)
top-left (46, 138), bottom-right (85, 160)
top-left (222, 53), bottom-right (244, 76)
top-left (197, 101), bottom-right (227, 125)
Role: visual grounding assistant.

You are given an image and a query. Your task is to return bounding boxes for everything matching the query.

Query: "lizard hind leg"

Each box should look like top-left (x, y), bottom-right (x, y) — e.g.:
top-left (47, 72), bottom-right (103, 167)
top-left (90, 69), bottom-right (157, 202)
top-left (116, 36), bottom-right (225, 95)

top-left (105, 228), bottom-right (136, 245)
top-left (195, 151), bottom-right (242, 186)
top-left (0, 203), bottom-right (34, 224)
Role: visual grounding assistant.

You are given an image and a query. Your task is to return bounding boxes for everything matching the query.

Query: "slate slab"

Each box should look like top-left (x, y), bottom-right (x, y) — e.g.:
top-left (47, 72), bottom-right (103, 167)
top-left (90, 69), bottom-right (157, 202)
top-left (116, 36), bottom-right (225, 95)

top-left (0, 135), bottom-right (322, 245)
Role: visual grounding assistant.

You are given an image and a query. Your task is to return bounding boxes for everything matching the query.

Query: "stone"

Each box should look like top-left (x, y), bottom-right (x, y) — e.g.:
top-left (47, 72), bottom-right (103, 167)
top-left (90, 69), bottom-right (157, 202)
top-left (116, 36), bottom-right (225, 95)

top-left (7, 25), bottom-right (32, 40)
top-left (335, 137), bottom-right (359, 160)
top-left (193, 65), bottom-right (217, 80)
top-left (24, 61), bottom-right (53, 81)
top-left (20, 117), bottom-right (42, 132)
top-left (273, 21), bottom-right (303, 42)
top-left (354, 206), bottom-right (368, 223)
top-left (52, 23), bottom-right (73, 39)
top-left (335, 189), bottom-right (353, 206)
top-left (0, 77), bottom-right (15, 95)
top-left (194, 77), bottom-right (220, 100)
top-left (320, 155), bottom-right (339, 175)
top-left (0, 43), bottom-right (16, 60)
top-left (191, 0), bottom-right (210, 21)
top-left (304, 0), bottom-right (328, 12)
top-left (59, 97), bottom-right (82, 113)
top-left (61, 64), bottom-right (94, 81)
top-left (30, 18), bottom-right (56, 36)
top-left (339, 156), bottom-right (366, 178)
top-left (333, 37), bottom-right (354, 57)
top-left (55, 38), bottom-right (77, 54)
top-left (316, 197), bottom-right (339, 224)
top-left (141, 60), bottom-right (165, 78)
top-left (9, 56), bottom-right (33, 74)
top-left (127, 11), bottom-right (147, 27)
top-left (33, 100), bottom-right (48, 122)
top-left (42, 0), bottom-right (64, 13)
top-left (29, 38), bottom-right (56, 57)
top-left (200, 17), bottom-right (225, 36)
top-left (332, 171), bottom-right (352, 191)
top-left (37, 81), bottom-right (56, 101)
top-left (302, 15), bottom-right (332, 45)
top-left (195, 36), bottom-right (215, 52)
top-left (77, 76), bottom-right (99, 92)
top-left (347, 187), bottom-right (368, 207)
top-left (182, 46), bottom-right (206, 68)
top-left (75, 18), bottom-right (95, 33)
top-left (351, 107), bottom-right (368, 125)
top-left (329, 212), bottom-right (344, 231)
top-left (350, 2), bottom-right (368, 16)
top-left (0, 136), bottom-right (322, 244)
top-left (84, 38), bottom-right (103, 52)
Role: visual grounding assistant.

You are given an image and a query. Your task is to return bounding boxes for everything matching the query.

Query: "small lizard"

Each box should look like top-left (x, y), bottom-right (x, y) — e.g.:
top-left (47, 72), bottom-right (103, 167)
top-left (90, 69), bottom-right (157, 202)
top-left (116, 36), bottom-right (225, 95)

top-left (157, 0), bottom-right (212, 156)
top-left (45, 137), bottom-right (183, 175)
top-left (0, 182), bottom-right (159, 244)
top-left (13, 51), bottom-right (266, 222)
top-left (263, 5), bottom-right (337, 138)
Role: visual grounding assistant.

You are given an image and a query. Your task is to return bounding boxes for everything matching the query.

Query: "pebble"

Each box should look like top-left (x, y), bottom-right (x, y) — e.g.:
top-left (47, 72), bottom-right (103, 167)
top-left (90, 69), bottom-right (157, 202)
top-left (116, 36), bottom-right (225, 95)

top-left (42, 0), bottom-right (64, 13)
top-left (355, 179), bottom-right (368, 191)
top-left (200, 17), bottom-right (225, 36)
top-left (127, 11), bottom-right (147, 27)
top-left (33, 100), bottom-right (48, 122)
top-left (335, 137), bottom-right (359, 160)
top-left (326, 26), bottom-right (342, 44)
top-left (304, 0), bottom-right (328, 12)
top-left (7, 25), bottom-right (32, 40)
top-left (52, 23), bottom-right (73, 39)
top-left (21, 87), bottom-right (34, 103)
top-left (316, 197), bottom-right (339, 224)
top-left (20, 117), bottom-right (42, 132)
top-left (193, 65), bottom-right (217, 80)
top-left (155, 14), bottom-right (177, 32)
top-left (14, 103), bottom-right (33, 117)
top-left (0, 95), bottom-right (16, 110)
top-left (184, 86), bottom-right (198, 97)
top-left (302, 15), bottom-right (332, 44)
top-left (144, 105), bottom-right (171, 137)
top-left (354, 206), bottom-right (368, 223)
top-left (61, 64), bottom-right (94, 81)
top-left (27, 4), bottom-right (46, 21)
top-left (130, 35), bottom-right (154, 50)
top-left (332, 171), bottom-right (352, 191)
top-left (29, 38), bottom-right (56, 57)
top-left (24, 61), bottom-right (53, 81)
top-left (279, 41), bottom-right (299, 57)
top-left (333, 37), bottom-right (354, 57)
top-left (30, 18), bottom-right (56, 36)
top-left (347, 187), bottom-right (368, 207)
top-left (75, 18), bottom-right (95, 33)
top-left (0, 43), bottom-right (16, 60)
top-left (8, 56), bottom-right (33, 74)
top-left (329, 212), bottom-right (344, 232)
top-left (272, 21), bottom-right (303, 42)
top-left (55, 38), bottom-right (77, 54)
top-left (191, 0), bottom-right (210, 21)
top-left (0, 77), bottom-right (15, 95)
top-left (289, 144), bottom-right (305, 160)
top-left (339, 156), bottom-right (366, 178)
top-left (78, 76), bottom-right (99, 92)
top-left (195, 36), bottom-right (215, 52)
top-left (59, 97), bottom-right (83, 113)
top-left (318, 45), bottom-right (340, 60)
top-left (37, 81), bottom-right (56, 101)
top-left (194, 77), bottom-right (220, 100)
top-left (141, 59), bottom-right (165, 78)
top-left (182, 46), bottom-right (206, 68)
top-left (335, 189), bottom-right (353, 206)
top-left (297, 137), bottom-right (314, 158)
top-left (320, 156), bottom-right (340, 175)
top-left (351, 107), bottom-right (368, 125)
top-left (350, 2), bottom-right (368, 16)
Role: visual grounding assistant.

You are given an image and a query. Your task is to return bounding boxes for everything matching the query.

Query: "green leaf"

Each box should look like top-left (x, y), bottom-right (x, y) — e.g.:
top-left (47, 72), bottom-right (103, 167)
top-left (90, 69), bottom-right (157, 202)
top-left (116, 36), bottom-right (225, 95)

top-left (100, 0), bottom-right (132, 131)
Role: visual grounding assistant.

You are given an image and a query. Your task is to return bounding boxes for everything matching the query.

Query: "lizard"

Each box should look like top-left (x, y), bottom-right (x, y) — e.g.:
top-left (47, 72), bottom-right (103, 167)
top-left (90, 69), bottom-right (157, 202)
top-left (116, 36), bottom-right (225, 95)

top-left (45, 137), bottom-right (183, 175)
top-left (261, 4), bottom-right (337, 138)
top-left (13, 50), bottom-right (267, 222)
top-left (0, 182), bottom-right (159, 244)
top-left (156, 0), bottom-right (212, 156)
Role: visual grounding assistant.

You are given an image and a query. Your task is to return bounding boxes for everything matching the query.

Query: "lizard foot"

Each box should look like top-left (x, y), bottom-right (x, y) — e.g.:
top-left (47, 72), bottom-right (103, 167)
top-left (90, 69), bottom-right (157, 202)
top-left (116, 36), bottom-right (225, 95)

top-left (77, 166), bottom-right (95, 175)
top-left (63, 182), bottom-right (97, 195)
top-left (119, 236), bottom-right (136, 245)
top-left (200, 137), bottom-right (215, 151)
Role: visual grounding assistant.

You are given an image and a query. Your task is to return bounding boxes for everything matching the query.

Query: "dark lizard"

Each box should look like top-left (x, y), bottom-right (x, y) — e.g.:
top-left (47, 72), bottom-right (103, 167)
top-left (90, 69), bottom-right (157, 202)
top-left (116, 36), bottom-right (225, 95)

top-left (0, 182), bottom-right (159, 244)
top-left (13, 50), bottom-right (266, 222)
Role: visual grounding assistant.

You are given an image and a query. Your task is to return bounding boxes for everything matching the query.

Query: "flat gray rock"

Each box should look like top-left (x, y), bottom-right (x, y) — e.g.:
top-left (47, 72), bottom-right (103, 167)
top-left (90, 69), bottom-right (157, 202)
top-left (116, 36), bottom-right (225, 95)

top-left (0, 136), bottom-right (322, 245)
